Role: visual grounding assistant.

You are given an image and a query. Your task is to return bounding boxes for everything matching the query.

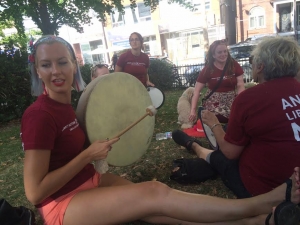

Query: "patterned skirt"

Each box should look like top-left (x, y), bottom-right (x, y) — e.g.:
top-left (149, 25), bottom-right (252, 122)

top-left (202, 89), bottom-right (236, 119)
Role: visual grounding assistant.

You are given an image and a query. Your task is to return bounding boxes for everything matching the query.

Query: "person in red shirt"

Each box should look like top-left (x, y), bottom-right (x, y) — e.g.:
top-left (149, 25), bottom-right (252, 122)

top-left (189, 39), bottom-right (245, 124)
top-left (115, 32), bottom-right (154, 87)
top-left (22, 35), bottom-right (300, 225)
top-left (173, 36), bottom-right (300, 200)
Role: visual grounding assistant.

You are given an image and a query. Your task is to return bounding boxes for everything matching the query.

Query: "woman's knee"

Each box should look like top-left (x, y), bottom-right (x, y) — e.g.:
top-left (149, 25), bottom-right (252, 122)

top-left (142, 181), bottom-right (171, 198)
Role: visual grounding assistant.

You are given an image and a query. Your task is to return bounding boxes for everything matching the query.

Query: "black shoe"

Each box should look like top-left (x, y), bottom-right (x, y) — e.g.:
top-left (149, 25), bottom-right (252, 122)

top-left (265, 179), bottom-right (300, 225)
top-left (172, 130), bottom-right (203, 153)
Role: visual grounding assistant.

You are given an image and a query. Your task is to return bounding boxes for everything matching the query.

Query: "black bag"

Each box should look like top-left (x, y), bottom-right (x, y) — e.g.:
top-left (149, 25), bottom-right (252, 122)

top-left (0, 198), bottom-right (36, 225)
top-left (170, 158), bottom-right (217, 184)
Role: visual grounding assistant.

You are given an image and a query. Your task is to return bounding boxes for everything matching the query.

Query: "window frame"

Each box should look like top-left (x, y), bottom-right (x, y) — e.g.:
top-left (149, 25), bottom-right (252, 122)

top-left (249, 6), bottom-right (265, 29)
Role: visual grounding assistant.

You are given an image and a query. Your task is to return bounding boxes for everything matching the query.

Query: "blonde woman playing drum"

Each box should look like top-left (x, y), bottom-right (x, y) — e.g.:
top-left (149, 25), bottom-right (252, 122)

top-left (22, 35), bottom-right (300, 225)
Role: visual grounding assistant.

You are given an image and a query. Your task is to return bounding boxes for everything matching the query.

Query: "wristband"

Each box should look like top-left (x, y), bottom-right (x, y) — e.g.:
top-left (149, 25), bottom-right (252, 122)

top-left (210, 123), bottom-right (221, 131)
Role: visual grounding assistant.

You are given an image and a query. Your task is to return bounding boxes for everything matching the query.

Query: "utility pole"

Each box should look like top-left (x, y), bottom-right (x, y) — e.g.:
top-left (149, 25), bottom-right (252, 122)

top-left (220, 0), bottom-right (236, 45)
top-left (202, 1), bottom-right (209, 57)
top-left (294, 0), bottom-right (298, 42)
top-left (102, 21), bottom-right (110, 63)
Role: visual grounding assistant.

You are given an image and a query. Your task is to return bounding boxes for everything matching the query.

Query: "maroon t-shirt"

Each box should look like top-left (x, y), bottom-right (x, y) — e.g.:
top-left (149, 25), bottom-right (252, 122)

top-left (21, 95), bottom-right (95, 207)
top-left (225, 77), bottom-right (300, 196)
top-left (197, 60), bottom-right (244, 92)
top-left (116, 50), bottom-right (149, 86)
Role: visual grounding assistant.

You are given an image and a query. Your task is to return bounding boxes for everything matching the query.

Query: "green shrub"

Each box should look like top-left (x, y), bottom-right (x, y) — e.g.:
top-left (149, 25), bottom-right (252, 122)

top-left (0, 56), bottom-right (94, 122)
top-left (148, 59), bottom-right (176, 91)
top-left (0, 50), bottom-right (35, 123)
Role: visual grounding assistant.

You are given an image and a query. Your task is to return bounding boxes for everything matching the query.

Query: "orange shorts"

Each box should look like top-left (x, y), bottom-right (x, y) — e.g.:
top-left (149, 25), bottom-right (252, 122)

top-left (38, 172), bottom-right (100, 225)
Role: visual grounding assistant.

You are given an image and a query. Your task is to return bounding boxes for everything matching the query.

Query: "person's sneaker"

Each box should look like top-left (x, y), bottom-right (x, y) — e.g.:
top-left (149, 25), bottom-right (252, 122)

top-left (172, 130), bottom-right (202, 153)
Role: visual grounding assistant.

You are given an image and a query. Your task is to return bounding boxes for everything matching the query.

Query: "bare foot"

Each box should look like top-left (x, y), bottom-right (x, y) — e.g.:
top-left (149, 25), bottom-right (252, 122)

top-left (191, 142), bottom-right (213, 159)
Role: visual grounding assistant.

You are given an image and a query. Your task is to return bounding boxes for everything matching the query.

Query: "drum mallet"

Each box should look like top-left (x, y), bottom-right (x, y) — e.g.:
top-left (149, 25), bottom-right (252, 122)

top-left (110, 105), bottom-right (157, 139)
top-left (96, 105), bottom-right (157, 174)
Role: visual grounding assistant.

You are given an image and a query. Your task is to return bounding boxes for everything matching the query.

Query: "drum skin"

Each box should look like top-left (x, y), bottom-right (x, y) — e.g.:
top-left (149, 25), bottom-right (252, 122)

top-left (147, 87), bottom-right (165, 109)
top-left (76, 72), bottom-right (155, 166)
top-left (198, 106), bottom-right (219, 151)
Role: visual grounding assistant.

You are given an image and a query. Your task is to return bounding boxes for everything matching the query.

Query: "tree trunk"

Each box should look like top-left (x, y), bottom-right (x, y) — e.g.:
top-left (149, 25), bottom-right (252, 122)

top-left (38, 2), bottom-right (55, 35)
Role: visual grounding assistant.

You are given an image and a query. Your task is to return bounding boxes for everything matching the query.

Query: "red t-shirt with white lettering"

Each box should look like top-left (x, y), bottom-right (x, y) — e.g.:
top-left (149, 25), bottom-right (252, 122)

top-left (225, 77), bottom-right (300, 196)
top-left (116, 50), bottom-right (149, 86)
top-left (197, 60), bottom-right (244, 92)
top-left (21, 95), bottom-right (95, 207)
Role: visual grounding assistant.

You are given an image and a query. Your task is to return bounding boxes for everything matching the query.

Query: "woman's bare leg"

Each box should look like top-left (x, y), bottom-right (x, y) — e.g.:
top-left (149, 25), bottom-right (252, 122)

top-left (63, 168), bottom-right (300, 225)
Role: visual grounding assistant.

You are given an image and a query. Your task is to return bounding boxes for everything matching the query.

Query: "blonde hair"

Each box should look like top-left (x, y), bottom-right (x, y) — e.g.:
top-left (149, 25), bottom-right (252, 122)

top-left (29, 35), bottom-right (85, 96)
top-left (251, 36), bottom-right (300, 80)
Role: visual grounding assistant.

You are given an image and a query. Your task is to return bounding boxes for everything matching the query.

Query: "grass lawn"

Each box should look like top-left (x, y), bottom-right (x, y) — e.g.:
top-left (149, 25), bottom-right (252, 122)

top-left (0, 89), bottom-right (235, 225)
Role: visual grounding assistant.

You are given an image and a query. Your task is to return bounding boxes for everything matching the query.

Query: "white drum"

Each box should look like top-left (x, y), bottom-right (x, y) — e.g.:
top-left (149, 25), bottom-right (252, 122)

top-left (147, 87), bottom-right (165, 109)
top-left (198, 106), bottom-right (220, 151)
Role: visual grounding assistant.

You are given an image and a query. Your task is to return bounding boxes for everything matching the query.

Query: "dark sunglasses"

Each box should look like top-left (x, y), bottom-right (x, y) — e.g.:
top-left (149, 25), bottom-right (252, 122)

top-left (249, 56), bottom-right (253, 65)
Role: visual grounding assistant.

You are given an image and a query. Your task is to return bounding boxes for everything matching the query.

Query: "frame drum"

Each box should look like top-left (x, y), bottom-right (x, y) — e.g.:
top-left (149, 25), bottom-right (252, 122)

top-left (76, 72), bottom-right (155, 166)
top-left (147, 87), bottom-right (165, 109)
top-left (198, 106), bottom-right (220, 150)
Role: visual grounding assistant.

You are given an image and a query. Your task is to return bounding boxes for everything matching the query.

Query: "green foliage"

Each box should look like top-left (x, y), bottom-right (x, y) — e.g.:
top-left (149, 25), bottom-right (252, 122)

top-left (80, 63), bottom-right (93, 84)
top-left (0, 49), bottom-right (35, 123)
top-left (148, 59), bottom-right (178, 91)
top-left (0, 0), bottom-right (193, 35)
top-left (0, 53), bottom-right (93, 122)
top-left (0, 33), bottom-right (27, 50)
top-left (0, 19), bottom-right (14, 37)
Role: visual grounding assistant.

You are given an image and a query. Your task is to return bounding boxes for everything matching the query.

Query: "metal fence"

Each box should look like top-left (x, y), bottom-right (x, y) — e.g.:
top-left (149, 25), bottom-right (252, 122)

top-left (174, 58), bottom-right (252, 88)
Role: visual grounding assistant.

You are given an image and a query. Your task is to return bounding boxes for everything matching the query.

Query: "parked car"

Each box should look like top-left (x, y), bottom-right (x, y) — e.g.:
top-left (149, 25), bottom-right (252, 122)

top-left (228, 42), bottom-right (256, 83)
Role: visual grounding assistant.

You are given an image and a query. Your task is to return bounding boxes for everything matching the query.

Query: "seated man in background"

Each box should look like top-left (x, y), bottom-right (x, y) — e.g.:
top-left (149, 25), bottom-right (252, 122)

top-left (172, 36), bottom-right (300, 199)
top-left (91, 64), bottom-right (109, 80)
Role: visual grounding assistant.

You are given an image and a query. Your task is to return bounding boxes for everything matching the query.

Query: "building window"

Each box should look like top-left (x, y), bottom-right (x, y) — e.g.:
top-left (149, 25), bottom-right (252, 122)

top-left (249, 6), bottom-right (265, 29)
top-left (111, 3), bottom-right (151, 27)
top-left (111, 9), bottom-right (124, 27)
top-left (80, 40), bottom-right (106, 65)
top-left (192, 0), bottom-right (210, 11)
top-left (138, 3), bottom-right (151, 21)
top-left (124, 6), bottom-right (138, 25)
top-left (205, 0), bottom-right (210, 10)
